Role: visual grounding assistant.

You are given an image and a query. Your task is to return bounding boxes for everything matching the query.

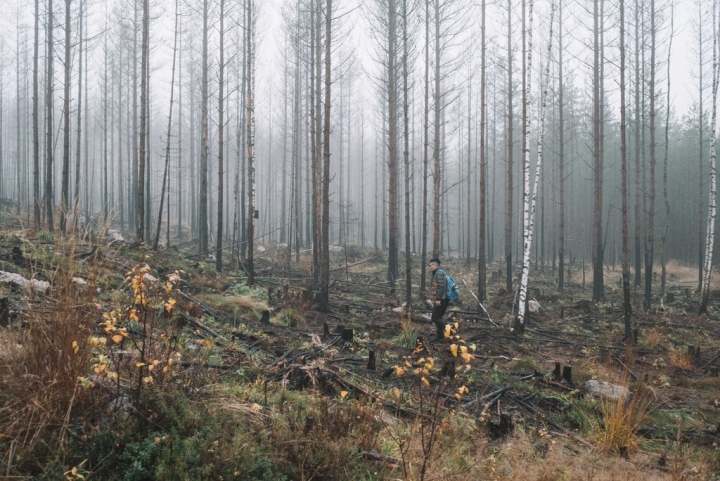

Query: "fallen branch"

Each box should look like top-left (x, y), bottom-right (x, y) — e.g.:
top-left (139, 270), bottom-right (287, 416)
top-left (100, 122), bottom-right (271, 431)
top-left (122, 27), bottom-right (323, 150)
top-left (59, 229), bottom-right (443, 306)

top-left (177, 290), bottom-right (225, 322)
top-left (462, 279), bottom-right (498, 327)
top-left (178, 312), bottom-right (228, 341)
top-left (697, 350), bottom-right (720, 372)
top-left (361, 451), bottom-right (404, 467)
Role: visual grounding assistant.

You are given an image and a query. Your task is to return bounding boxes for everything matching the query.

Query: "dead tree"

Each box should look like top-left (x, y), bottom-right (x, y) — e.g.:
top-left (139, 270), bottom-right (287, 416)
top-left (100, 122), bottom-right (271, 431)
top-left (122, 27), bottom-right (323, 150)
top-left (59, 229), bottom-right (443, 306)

top-left (137, 0), bottom-right (149, 241)
top-left (620, 0), bottom-right (632, 340)
top-left (153, 0), bottom-right (179, 251)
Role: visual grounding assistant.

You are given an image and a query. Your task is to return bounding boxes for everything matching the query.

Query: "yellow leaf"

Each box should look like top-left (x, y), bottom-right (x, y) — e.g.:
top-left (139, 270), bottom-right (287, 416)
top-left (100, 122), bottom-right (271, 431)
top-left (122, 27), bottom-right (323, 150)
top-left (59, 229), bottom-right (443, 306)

top-left (72, 340), bottom-right (79, 354)
top-left (164, 298), bottom-right (176, 313)
top-left (162, 366), bottom-right (169, 373)
top-left (444, 324), bottom-right (453, 338)
top-left (111, 335), bottom-right (123, 344)
top-left (129, 309), bottom-right (139, 322)
top-left (404, 360), bottom-right (412, 368)
top-left (393, 388), bottom-right (401, 398)
top-left (394, 366), bottom-right (405, 376)
top-left (453, 322), bottom-right (459, 329)
top-left (340, 391), bottom-right (348, 399)
top-left (203, 339), bottom-right (212, 348)
top-left (165, 282), bottom-right (173, 294)
top-left (421, 377), bottom-right (430, 386)
top-left (450, 344), bottom-right (458, 357)
top-left (136, 362), bottom-right (146, 367)
top-left (418, 358), bottom-right (425, 364)
top-left (143, 375), bottom-right (154, 384)
top-left (460, 345), bottom-right (468, 355)
top-left (455, 393), bottom-right (462, 401)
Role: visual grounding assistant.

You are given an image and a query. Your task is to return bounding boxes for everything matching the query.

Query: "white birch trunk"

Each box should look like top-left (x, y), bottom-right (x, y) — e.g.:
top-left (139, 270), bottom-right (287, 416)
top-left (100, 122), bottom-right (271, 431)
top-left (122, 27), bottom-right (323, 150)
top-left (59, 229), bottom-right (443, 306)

top-left (701, 4), bottom-right (720, 312)
top-left (517, 0), bottom-right (535, 328)
top-left (517, 2), bottom-right (556, 328)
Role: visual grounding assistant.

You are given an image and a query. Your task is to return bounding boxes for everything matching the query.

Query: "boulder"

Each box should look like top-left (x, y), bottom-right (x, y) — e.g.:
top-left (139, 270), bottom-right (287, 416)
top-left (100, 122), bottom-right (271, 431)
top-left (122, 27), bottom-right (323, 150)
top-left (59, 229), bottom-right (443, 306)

top-left (585, 380), bottom-right (631, 403)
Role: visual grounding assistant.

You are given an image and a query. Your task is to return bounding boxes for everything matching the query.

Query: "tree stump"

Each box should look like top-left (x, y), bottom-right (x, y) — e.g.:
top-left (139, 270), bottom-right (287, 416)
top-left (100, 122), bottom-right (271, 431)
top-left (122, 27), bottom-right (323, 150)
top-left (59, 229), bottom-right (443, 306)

top-left (367, 350), bottom-right (376, 370)
top-left (562, 366), bottom-right (573, 385)
top-left (323, 322), bottom-right (330, 336)
top-left (283, 284), bottom-right (289, 304)
top-left (260, 310), bottom-right (270, 323)
top-left (441, 361), bottom-right (456, 378)
top-left (342, 328), bottom-right (354, 343)
top-left (0, 298), bottom-right (8, 327)
top-left (553, 362), bottom-right (562, 380)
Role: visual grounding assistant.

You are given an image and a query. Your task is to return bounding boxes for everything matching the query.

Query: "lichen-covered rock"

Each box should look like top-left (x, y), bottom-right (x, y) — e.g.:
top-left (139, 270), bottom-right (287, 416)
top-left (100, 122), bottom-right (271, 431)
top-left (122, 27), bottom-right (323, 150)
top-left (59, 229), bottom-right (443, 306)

top-left (0, 271), bottom-right (50, 292)
top-left (585, 380), bottom-right (631, 403)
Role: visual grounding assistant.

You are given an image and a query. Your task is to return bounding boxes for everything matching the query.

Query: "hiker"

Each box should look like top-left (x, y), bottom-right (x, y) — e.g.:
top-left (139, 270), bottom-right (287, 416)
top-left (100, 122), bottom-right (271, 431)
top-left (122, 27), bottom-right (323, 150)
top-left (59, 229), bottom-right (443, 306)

top-left (429, 258), bottom-right (452, 341)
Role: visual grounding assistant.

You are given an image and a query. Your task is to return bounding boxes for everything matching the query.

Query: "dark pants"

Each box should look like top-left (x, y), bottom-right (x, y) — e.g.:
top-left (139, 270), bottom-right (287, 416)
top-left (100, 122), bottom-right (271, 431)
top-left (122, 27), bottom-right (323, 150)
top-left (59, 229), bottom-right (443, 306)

top-left (431, 299), bottom-right (450, 335)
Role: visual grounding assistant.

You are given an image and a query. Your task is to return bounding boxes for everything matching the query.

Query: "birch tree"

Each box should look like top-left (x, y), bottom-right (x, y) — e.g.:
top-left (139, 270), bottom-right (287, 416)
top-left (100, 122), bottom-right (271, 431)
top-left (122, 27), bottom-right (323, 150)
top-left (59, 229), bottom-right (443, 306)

top-left (700, 1), bottom-right (719, 314)
top-left (516, 1), bottom-right (556, 332)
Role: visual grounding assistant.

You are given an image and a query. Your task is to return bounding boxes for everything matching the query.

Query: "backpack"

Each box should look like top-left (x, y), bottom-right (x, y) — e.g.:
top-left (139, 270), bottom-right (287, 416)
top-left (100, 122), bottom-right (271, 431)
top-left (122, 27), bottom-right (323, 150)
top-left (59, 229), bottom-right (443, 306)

top-left (446, 274), bottom-right (460, 301)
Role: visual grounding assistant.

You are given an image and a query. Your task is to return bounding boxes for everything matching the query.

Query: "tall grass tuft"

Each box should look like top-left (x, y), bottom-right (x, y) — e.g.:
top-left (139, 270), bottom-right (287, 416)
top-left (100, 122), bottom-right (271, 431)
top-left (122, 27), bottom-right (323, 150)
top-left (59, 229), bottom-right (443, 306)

top-left (0, 228), bottom-right (98, 465)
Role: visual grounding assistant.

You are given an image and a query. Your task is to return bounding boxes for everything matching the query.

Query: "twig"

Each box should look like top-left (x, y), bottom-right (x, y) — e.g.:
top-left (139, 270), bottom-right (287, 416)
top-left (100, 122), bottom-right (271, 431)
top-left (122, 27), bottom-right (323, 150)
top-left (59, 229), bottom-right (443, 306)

top-left (461, 279), bottom-right (498, 327)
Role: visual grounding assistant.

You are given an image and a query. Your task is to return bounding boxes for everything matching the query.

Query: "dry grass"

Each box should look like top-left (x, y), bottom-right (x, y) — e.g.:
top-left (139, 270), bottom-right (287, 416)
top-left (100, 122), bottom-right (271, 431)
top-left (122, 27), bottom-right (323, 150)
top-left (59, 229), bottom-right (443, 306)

top-left (668, 348), bottom-right (695, 371)
top-left (0, 231), bottom-right (98, 464)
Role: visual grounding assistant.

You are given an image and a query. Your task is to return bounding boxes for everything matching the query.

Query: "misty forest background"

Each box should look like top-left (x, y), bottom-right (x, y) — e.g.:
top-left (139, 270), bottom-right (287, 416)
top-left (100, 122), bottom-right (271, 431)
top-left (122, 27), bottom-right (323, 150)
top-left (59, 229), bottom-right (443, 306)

top-left (0, 0), bottom-right (714, 312)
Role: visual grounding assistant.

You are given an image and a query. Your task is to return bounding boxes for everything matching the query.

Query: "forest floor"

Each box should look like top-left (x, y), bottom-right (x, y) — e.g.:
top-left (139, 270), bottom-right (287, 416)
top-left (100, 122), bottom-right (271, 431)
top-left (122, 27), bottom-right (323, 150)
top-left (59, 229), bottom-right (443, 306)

top-left (1, 213), bottom-right (720, 480)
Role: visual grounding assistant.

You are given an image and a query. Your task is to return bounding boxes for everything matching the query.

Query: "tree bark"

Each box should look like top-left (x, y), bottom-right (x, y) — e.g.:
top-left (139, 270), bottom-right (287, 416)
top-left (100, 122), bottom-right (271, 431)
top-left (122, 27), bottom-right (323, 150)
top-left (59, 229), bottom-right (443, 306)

top-left (478, 0), bottom-right (487, 303)
top-left (320, 0), bottom-right (332, 309)
top-left (46, 0), bottom-right (55, 232)
top-left (216, 0), bottom-right (225, 271)
top-left (700, 1), bottom-right (719, 314)
top-left (592, 0), bottom-right (604, 301)
top-left (32, 0), bottom-right (40, 228)
top-left (620, 0), bottom-right (632, 341)
top-left (137, 0), bottom-right (149, 241)
top-left (153, 0), bottom-right (179, 251)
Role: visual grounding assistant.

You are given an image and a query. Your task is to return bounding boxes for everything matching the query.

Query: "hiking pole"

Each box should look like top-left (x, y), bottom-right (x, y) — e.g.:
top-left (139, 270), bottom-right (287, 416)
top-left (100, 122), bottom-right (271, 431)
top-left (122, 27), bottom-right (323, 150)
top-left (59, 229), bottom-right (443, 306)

top-left (461, 280), bottom-right (499, 328)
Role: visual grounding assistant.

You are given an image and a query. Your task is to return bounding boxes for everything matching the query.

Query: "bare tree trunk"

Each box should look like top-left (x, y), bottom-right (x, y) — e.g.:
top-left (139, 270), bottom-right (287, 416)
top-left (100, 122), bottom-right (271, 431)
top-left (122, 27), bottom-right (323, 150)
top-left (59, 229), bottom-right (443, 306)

top-left (320, 0), bottom-right (332, 309)
top-left (32, 0), bottom-right (40, 228)
top-left (633, 0), bottom-right (642, 286)
top-left (137, 0), bottom-right (149, 241)
top-left (153, 0), bottom-right (178, 251)
top-left (620, 0), bottom-right (632, 340)
top-left (432, 0), bottom-right (441, 257)
top-left (177, 16), bottom-right (183, 242)
top-left (558, 0), bottom-right (565, 291)
top-left (74, 0), bottom-right (84, 228)
top-left (505, 0), bottom-right (513, 292)
top-left (660, 8), bottom-right (674, 306)
top-left (216, 0), bottom-right (225, 270)
top-left (46, 0), bottom-right (55, 232)
top-left (644, 0), bottom-right (657, 310)
top-left (592, 0), bottom-right (604, 301)
top-left (420, 0), bottom-right (430, 297)
top-left (478, 0), bottom-right (487, 303)
top-left (198, 0), bottom-right (209, 252)
top-left (247, 0), bottom-right (256, 284)
top-left (402, 0), bottom-right (412, 307)
top-left (388, 0), bottom-right (399, 285)
top-left (60, 0), bottom-right (72, 233)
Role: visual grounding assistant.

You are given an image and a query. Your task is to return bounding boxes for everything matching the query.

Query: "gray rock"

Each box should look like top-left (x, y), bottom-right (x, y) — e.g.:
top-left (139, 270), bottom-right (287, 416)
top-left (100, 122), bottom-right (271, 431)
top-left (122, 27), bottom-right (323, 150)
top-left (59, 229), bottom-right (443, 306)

top-left (584, 380), bottom-right (632, 403)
